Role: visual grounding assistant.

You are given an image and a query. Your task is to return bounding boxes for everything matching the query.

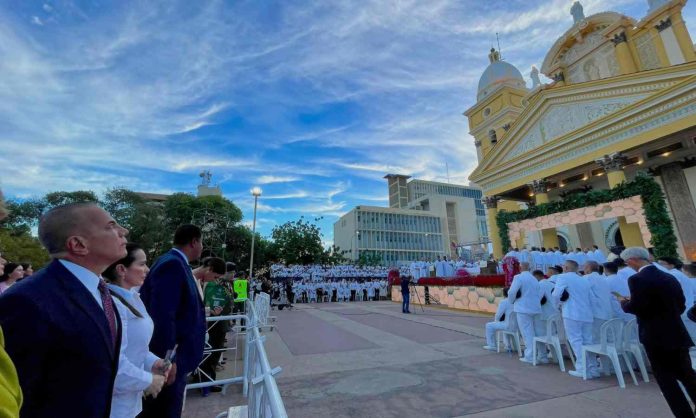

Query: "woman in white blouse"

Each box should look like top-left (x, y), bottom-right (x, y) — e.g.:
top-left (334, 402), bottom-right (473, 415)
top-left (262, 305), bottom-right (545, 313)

top-left (104, 243), bottom-right (168, 418)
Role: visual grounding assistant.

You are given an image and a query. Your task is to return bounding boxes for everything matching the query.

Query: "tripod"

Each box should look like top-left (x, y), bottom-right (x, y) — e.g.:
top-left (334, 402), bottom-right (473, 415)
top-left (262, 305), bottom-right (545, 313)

top-left (408, 279), bottom-right (425, 314)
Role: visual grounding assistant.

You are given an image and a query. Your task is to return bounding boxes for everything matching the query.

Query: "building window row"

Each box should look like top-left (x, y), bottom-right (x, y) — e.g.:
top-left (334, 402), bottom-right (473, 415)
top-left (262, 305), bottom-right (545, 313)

top-left (357, 230), bottom-right (444, 252)
top-left (356, 211), bottom-right (441, 233)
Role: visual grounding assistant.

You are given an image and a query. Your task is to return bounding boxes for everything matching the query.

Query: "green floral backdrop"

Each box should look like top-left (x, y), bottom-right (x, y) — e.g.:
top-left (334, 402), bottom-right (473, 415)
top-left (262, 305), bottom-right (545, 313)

top-left (495, 173), bottom-right (678, 258)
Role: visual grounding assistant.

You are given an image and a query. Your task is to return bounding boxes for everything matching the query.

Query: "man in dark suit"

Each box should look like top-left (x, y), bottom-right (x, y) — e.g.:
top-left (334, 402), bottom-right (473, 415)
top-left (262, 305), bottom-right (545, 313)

top-left (140, 225), bottom-right (205, 418)
top-left (401, 276), bottom-right (411, 313)
top-left (620, 247), bottom-right (696, 417)
top-left (0, 203), bottom-right (128, 417)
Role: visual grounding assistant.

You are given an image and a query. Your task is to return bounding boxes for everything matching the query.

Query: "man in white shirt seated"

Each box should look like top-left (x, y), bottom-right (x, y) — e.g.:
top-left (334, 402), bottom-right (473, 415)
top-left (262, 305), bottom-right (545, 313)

top-left (484, 288), bottom-right (513, 351)
top-left (535, 269), bottom-right (559, 342)
top-left (603, 261), bottom-right (634, 322)
top-left (553, 260), bottom-right (599, 379)
top-left (583, 260), bottom-right (614, 342)
top-left (508, 262), bottom-right (545, 363)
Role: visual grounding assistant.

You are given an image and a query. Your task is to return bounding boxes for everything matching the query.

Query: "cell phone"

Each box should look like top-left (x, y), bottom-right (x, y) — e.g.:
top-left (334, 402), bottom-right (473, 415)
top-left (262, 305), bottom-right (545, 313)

top-left (163, 344), bottom-right (178, 368)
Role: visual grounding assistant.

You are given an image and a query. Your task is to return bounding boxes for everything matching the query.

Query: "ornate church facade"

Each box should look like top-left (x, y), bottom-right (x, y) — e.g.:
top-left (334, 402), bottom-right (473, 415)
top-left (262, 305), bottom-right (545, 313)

top-left (466, 0), bottom-right (696, 260)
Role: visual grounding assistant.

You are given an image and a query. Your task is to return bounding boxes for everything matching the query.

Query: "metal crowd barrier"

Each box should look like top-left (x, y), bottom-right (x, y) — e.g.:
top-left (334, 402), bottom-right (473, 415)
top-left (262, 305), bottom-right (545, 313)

top-left (186, 296), bottom-right (287, 417)
top-left (245, 298), bottom-right (287, 417)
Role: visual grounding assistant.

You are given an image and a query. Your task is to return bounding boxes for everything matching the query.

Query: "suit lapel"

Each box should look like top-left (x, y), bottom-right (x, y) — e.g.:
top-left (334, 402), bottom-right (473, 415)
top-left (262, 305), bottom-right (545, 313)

top-left (170, 249), bottom-right (203, 304)
top-left (52, 260), bottom-right (116, 358)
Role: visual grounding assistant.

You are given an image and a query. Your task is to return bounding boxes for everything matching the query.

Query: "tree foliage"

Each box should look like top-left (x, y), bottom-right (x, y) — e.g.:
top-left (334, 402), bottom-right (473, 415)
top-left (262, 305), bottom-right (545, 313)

top-left (0, 229), bottom-right (49, 267)
top-left (357, 250), bottom-right (382, 266)
top-left (271, 217), bottom-right (325, 265)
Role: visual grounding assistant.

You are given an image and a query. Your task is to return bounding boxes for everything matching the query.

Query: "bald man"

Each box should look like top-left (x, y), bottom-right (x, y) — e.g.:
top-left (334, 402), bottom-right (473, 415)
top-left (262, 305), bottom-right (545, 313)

top-left (0, 203), bottom-right (129, 417)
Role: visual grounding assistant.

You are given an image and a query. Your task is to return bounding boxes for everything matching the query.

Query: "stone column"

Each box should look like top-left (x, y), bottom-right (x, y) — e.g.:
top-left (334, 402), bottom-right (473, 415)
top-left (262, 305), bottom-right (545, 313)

top-left (655, 18), bottom-right (686, 65)
top-left (659, 162), bottom-right (696, 260)
top-left (530, 180), bottom-right (560, 249)
top-left (611, 32), bottom-right (637, 74)
top-left (484, 196), bottom-right (503, 259)
top-left (474, 139), bottom-right (483, 162)
top-left (576, 222), bottom-right (595, 250)
top-left (596, 153), bottom-right (645, 247)
top-left (651, 26), bottom-right (672, 68)
top-left (671, 13), bottom-right (696, 62)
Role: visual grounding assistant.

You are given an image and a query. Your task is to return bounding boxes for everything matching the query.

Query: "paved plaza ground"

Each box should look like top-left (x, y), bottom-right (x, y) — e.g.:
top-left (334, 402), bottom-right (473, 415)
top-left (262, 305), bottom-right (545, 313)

top-left (184, 301), bottom-right (673, 418)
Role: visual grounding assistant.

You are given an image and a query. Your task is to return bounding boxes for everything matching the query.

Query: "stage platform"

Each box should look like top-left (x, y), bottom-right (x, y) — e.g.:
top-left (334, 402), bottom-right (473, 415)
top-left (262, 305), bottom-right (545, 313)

top-left (390, 275), bottom-right (506, 313)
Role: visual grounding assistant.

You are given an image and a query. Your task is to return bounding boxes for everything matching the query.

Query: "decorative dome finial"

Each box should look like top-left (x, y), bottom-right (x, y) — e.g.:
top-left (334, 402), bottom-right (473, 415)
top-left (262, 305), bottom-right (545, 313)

top-left (570, 1), bottom-right (585, 24)
top-left (488, 48), bottom-right (500, 64)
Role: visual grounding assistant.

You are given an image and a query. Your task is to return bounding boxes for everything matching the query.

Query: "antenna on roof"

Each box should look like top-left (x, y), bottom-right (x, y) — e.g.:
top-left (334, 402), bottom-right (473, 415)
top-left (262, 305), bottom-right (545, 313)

top-left (446, 161), bottom-right (451, 184)
top-left (496, 32), bottom-right (502, 60)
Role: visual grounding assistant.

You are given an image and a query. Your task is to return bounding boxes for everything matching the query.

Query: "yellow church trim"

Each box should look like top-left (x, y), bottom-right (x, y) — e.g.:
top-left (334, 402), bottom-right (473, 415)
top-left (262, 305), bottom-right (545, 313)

top-left (470, 62), bottom-right (696, 181)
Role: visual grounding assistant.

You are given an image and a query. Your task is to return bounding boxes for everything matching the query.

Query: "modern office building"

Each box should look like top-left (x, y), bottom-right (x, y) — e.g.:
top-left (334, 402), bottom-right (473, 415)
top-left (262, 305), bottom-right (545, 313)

top-left (334, 175), bottom-right (488, 265)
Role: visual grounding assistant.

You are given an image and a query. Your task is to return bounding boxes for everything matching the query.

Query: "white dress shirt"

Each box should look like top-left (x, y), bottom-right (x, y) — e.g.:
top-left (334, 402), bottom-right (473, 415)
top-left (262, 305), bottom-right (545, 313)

top-left (59, 259), bottom-right (103, 309)
top-left (109, 285), bottom-right (160, 418)
top-left (508, 271), bottom-right (542, 314)
top-left (670, 268), bottom-right (695, 310)
top-left (495, 298), bottom-right (513, 323)
top-left (552, 272), bottom-right (593, 323)
top-left (538, 278), bottom-right (559, 319)
top-left (585, 272), bottom-right (613, 320)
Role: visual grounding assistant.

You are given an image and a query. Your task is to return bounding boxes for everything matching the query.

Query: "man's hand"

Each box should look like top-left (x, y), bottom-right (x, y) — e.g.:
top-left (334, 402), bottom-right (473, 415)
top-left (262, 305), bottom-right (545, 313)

top-left (212, 306), bottom-right (223, 316)
top-left (144, 374), bottom-right (165, 398)
top-left (165, 363), bottom-right (177, 386)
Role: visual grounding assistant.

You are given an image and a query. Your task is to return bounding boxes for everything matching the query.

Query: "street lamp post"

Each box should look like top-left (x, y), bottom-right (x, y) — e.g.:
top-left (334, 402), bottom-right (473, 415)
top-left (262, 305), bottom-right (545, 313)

top-left (249, 187), bottom-right (262, 280)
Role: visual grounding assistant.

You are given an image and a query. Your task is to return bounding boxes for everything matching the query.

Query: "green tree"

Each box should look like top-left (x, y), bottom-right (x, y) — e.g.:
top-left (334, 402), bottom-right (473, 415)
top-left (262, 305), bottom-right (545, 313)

top-left (43, 191), bottom-right (100, 208)
top-left (0, 199), bottom-right (43, 235)
top-left (270, 217), bottom-right (325, 265)
top-left (0, 229), bottom-right (50, 268)
top-left (321, 245), bottom-right (347, 265)
top-left (223, 224), bottom-right (277, 274)
top-left (357, 250), bottom-right (382, 266)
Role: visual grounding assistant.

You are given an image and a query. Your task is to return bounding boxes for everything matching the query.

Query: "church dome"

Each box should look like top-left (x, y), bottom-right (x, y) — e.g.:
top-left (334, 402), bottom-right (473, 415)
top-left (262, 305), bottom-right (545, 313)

top-left (477, 60), bottom-right (527, 101)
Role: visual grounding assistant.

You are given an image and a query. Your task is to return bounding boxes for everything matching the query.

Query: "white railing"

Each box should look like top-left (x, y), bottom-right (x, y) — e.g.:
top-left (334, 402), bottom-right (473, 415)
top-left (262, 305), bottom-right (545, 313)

top-left (187, 296), bottom-right (287, 417)
top-left (244, 297), bottom-right (288, 417)
top-left (185, 313), bottom-right (248, 393)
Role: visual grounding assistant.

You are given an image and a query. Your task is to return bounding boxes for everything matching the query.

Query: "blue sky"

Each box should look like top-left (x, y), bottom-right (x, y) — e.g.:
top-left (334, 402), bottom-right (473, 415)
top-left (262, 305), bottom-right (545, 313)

top-left (1, 0), bottom-right (694, 245)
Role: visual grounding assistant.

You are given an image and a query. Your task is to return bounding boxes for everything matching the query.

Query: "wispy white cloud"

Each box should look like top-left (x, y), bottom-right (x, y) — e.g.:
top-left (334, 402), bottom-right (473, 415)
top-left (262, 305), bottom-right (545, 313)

top-left (256, 175), bottom-right (301, 185)
top-left (1, 0), bottom-right (692, 240)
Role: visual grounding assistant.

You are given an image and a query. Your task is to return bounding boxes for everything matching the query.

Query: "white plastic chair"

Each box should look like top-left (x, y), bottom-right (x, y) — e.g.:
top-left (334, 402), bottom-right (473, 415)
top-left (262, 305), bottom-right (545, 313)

top-left (558, 317), bottom-right (577, 369)
top-left (622, 318), bottom-right (650, 383)
top-left (581, 318), bottom-right (637, 388)
top-left (496, 311), bottom-right (522, 357)
top-left (532, 314), bottom-right (566, 371)
top-left (309, 291), bottom-right (317, 303)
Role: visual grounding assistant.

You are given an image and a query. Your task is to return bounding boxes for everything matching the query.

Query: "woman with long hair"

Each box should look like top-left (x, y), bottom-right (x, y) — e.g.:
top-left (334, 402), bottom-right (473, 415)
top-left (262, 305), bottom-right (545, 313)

top-left (103, 243), bottom-right (169, 418)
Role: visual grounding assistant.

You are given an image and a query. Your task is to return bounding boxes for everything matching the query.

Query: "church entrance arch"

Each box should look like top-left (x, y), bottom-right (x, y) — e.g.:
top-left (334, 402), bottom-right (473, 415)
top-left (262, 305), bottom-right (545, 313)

top-left (506, 196), bottom-right (650, 248)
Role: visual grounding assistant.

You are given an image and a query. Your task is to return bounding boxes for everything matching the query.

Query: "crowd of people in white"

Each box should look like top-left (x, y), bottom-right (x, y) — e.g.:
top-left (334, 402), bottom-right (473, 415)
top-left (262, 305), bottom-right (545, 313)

top-left (484, 246), bottom-right (696, 379)
top-left (270, 263), bottom-right (393, 280)
top-left (407, 256), bottom-right (484, 280)
top-left (286, 279), bottom-right (388, 303)
top-left (504, 245), bottom-right (609, 271)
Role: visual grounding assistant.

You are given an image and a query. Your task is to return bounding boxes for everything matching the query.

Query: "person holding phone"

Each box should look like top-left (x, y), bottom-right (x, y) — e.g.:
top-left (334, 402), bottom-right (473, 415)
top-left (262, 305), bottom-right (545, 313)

top-left (103, 243), bottom-right (169, 418)
top-left (620, 247), bottom-right (696, 417)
